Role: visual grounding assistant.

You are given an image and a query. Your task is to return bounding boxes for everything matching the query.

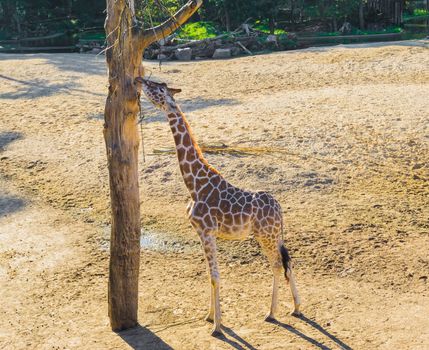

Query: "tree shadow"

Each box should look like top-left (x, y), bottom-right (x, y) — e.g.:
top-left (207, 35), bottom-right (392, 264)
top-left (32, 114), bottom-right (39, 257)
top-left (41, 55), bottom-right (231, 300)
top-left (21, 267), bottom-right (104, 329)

top-left (0, 131), bottom-right (23, 150)
top-left (0, 195), bottom-right (26, 217)
top-left (117, 324), bottom-right (174, 350)
top-left (218, 326), bottom-right (259, 350)
top-left (0, 53), bottom-right (107, 76)
top-left (180, 97), bottom-right (239, 112)
top-left (41, 53), bottom-right (107, 75)
top-left (139, 97), bottom-right (239, 123)
top-left (0, 74), bottom-right (104, 99)
top-left (86, 112), bottom-right (104, 121)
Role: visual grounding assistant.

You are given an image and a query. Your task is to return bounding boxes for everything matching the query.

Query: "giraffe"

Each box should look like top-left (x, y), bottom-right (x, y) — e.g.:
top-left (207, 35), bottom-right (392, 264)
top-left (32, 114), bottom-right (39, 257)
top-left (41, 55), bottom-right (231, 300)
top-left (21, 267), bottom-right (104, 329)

top-left (135, 77), bottom-right (301, 336)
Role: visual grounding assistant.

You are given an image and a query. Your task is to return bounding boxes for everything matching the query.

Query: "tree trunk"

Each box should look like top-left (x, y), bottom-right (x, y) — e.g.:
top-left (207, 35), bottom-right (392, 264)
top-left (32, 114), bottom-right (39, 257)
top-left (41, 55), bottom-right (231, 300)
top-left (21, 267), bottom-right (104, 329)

top-left (2, 0), bottom-right (18, 34)
top-left (104, 0), bottom-right (143, 332)
top-left (223, 1), bottom-right (230, 32)
top-left (332, 16), bottom-right (338, 32)
top-left (66, 0), bottom-right (73, 17)
top-left (359, 1), bottom-right (365, 30)
top-left (394, 0), bottom-right (402, 25)
top-left (427, 0), bottom-right (429, 28)
top-left (269, 16), bottom-right (275, 34)
top-left (104, 0), bottom-right (202, 332)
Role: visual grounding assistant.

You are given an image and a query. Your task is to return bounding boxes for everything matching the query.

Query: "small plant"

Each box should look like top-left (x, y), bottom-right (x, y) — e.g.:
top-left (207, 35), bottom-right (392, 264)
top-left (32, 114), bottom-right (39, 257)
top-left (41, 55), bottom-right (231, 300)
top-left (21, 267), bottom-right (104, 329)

top-left (176, 21), bottom-right (219, 40)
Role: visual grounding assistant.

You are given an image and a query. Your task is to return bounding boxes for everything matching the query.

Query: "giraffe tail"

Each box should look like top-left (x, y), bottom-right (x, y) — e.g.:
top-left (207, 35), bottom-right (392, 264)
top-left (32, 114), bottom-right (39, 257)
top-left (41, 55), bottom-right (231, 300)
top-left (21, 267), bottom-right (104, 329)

top-left (280, 245), bottom-right (291, 282)
top-left (279, 214), bottom-right (291, 281)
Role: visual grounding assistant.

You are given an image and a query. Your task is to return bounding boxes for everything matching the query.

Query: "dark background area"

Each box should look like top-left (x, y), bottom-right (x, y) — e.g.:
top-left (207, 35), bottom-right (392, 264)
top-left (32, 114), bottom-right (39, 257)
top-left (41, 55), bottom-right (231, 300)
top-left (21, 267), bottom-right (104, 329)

top-left (0, 1), bottom-right (427, 48)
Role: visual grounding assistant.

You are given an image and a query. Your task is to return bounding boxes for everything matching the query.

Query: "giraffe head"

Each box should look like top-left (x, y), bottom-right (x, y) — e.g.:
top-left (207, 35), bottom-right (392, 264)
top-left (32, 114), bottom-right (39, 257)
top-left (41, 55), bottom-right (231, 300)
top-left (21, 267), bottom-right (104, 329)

top-left (135, 77), bottom-right (181, 111)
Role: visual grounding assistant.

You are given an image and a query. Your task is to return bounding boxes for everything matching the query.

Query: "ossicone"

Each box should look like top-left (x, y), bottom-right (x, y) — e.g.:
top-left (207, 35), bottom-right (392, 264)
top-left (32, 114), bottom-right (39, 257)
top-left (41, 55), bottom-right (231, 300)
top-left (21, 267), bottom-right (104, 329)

top-left (168, 87), bottom-right (182, 95)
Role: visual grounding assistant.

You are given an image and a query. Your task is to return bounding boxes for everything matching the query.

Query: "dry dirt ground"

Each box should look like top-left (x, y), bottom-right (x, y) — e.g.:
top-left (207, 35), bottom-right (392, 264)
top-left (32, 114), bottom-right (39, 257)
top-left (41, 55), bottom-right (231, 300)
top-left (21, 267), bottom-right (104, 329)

top-left (0, 41), bottom-right (428, 349)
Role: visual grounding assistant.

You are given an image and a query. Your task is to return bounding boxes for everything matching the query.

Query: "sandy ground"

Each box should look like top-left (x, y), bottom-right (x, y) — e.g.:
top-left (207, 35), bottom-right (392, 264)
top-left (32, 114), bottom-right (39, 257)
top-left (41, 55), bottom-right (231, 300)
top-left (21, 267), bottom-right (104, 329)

top-left (0, 41), bottom-right (428, 349)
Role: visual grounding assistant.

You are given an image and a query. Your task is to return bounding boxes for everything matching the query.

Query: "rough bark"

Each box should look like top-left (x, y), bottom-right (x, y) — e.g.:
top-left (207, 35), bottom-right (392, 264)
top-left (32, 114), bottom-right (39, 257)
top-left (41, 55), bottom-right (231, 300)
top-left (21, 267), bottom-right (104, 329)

top-left (104, 0), bottom-right (202, 332)
top-left (104, 0), bottom-right (142, 332)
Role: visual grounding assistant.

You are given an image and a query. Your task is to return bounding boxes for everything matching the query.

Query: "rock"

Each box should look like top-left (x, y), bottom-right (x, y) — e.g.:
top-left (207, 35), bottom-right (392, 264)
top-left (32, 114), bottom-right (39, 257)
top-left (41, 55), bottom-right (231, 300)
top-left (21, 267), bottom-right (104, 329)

top-left (266, 35), bottom-right (277, 43)
top-left (174, 48), bottom-right (192, 61)
top-left (231, 46), bottom-right (241, 56)
top-left (212, 48), bottom-right (231, 59)
top-left (157, 54), bottom-right (168, 60)
top-left (339, 22), bottom-right (352, 34)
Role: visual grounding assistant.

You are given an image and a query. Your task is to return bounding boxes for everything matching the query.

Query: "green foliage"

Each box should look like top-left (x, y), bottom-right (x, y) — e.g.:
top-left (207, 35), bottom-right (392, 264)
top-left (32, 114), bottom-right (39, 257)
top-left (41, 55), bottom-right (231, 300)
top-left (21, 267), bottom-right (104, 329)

top-left (316, 26), bottom-right (402, 37)
top-left (253, 20), bottom-right (286, 35)
top-left (354, 26), bottom-right (402, 35)
top-left (77, 31), bottom-right (106, 41)
top-left (176, 21), bottom-right (219, 40)
top-left (135, 0), bottom-right (180, 26)
top-left (277, 33), bottom-right (298, 49)
top-left (413, 8), bottom-right (429, 17)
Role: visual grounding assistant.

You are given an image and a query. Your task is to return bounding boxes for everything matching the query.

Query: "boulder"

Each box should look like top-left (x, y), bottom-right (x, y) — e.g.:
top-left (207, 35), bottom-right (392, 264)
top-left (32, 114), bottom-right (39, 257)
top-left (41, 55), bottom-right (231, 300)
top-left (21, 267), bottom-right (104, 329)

top-left (266, 35), bottom-right (277, 43)
top-left (174, 48), bottom-right (192, 61)
top-left (231, 46), bottom-right (241, 56)
top-left (212, 48), bottom-right (231, 59)
top-left (339, 22), bottom-right (352, 34)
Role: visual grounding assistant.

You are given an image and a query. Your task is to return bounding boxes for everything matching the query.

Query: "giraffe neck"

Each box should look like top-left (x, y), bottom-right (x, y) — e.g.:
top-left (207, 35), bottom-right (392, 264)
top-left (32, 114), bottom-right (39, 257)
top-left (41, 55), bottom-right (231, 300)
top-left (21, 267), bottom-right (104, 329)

top-left (165, 103), bottom-right (220, 199)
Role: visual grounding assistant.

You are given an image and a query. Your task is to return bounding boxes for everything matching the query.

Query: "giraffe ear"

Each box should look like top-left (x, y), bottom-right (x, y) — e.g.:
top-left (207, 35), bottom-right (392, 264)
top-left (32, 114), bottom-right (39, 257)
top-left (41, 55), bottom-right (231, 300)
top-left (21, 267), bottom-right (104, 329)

top-left (168, 87), bottom-right (182, 96)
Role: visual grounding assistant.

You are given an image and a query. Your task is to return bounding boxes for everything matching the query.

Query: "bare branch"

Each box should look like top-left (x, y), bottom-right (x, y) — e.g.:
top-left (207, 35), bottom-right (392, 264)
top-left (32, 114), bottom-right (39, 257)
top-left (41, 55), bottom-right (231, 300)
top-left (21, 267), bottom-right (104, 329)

top-left (140, 0), bottom-right (203, 47)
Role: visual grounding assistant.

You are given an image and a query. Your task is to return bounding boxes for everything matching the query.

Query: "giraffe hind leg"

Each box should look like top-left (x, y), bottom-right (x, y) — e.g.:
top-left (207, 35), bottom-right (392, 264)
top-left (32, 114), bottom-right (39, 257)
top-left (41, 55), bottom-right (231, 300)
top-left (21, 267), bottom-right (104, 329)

top-left (280, 243), bottom-right (301, 315)
top-left (256, 235), bottom-right (302, 319)
top-left (255, 235), bottom-right (282, 321)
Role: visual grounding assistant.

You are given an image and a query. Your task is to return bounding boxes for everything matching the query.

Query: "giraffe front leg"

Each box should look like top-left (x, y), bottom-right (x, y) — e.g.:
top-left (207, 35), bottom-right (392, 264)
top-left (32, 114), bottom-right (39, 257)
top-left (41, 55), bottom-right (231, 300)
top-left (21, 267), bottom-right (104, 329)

top-left (199, 231), bottom-right (222, 336)
top-left (205, 276), bottom-right (214, 323)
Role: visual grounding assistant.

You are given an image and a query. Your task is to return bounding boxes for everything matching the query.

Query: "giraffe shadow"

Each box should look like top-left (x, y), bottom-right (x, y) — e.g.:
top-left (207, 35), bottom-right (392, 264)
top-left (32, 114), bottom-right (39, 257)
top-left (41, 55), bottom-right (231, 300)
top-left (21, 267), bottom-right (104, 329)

top-left (0, 131), bottom-right (23, 150)
top-left (0, 194), bottom-right (26, 217)
top-left (296, 314), bottom-right (353, 350)
top-left (217, 326), bottom-right (259, 350)
top-left (268, 314), bottom-right (353, 350)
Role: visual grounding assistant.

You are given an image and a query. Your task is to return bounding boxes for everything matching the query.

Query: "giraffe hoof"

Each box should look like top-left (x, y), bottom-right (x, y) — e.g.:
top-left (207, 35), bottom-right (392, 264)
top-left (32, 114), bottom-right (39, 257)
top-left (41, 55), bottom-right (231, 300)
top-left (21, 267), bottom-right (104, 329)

top-left (291, 310), bottom-right (302, 317)
top-left (264, 314), bottom-right (276, 323)
top-left (205, 314), bottom-right (214, 323)
top-left (211, 329), bottom-right (223, 337)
